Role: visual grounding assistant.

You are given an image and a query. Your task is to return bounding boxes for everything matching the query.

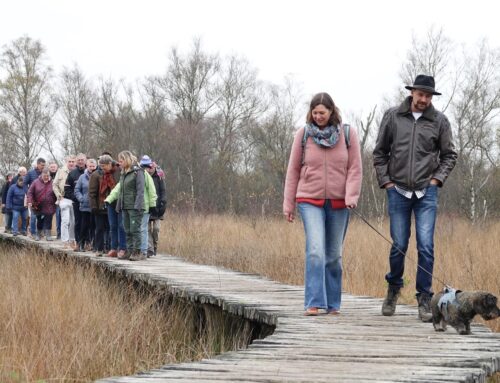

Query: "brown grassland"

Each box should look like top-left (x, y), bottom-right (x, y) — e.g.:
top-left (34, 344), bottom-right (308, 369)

top-left (0, 246), bottom-right (253, 382)
top-left (0, 213), bottom-right (499, 382)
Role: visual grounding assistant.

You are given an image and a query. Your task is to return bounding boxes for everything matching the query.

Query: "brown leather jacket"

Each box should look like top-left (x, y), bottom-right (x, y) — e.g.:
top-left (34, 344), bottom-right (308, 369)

top-left (373, 97), bottom-right (457, 190)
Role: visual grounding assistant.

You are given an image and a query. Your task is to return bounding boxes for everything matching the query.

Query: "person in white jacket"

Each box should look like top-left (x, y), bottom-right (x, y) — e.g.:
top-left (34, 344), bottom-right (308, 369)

top-left (52, 155), bottom-right (77, 249)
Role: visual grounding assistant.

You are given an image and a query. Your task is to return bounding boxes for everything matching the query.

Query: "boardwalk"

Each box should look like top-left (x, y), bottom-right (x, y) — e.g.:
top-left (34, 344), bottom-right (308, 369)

top-left (1, 232), bottom-right (499, 383)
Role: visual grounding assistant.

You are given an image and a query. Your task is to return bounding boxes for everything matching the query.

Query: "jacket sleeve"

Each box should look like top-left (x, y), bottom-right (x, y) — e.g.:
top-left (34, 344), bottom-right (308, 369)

top-left (159, 177), bottom-right (167, 212)
top-left (373, 109), bottom-right (393, 188)
top-left (24, 171), bottom-right (34, 188)
top-left (1, 183), bottom-right (9, 204)
top-left (134, 169), bottom-right (145, 210)
top-left (52, 169), bottom-right (65, 200)
top-left (88, 172), bottom-right (99, 210)
top-left (105, 182), bottom-right (121, 204)
top-left (64, 172), bottom-right (75, 201)
top-left (145, 172), bottom-right (157, 210)
top-left (345, 126), bottom-right (363, 207)
top-left (6, 186), bottom-right (13, 210)
top-left (432, 115), bottom-right (457, 185)
top-left (74, 177), bottom-right (84, 204)
top-left (283, 128), bottom-right (304, 215)
top-left (26, 182), bottom-right (35, 205)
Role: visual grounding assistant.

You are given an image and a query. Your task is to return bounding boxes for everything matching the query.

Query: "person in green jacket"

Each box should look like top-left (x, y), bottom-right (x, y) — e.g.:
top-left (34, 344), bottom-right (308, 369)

top-left (105, 151), bottom-right (151, 261)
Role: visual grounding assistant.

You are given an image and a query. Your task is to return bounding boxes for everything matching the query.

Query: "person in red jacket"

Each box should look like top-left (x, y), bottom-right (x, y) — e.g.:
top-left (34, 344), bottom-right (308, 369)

top-left (283, 92), bottom-right (362, 316)
top-left (27, 168), bottom-right (57, 241)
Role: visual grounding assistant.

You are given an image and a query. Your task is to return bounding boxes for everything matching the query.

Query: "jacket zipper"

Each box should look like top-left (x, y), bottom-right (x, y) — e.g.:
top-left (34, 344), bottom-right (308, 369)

top-left (409, 119), bottom-right (417, 189)
top-left (323, 147), bottom-right (327, 198)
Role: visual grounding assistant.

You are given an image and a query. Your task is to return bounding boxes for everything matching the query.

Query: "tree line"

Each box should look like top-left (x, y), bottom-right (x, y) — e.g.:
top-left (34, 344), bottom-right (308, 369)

top-left (0, 28), bottom-right (499, 221)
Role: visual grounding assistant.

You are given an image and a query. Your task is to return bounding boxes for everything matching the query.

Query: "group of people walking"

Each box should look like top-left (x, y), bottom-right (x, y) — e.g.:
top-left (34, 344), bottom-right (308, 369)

top-left (284, 75), bottom-right (457, 321)
top-left (2, 74), bottom-right (457, 320)
top-left (1, 151), bottom-right (167, 262)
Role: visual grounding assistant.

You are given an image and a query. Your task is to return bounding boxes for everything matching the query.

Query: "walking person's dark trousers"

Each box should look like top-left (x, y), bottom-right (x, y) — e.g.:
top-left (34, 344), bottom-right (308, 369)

top-left (73, 201), bottom-right (82, 244)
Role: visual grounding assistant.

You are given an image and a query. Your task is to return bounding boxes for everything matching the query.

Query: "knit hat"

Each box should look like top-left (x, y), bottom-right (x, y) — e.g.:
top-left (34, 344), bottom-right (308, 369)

top-left (140, 155), bottom-right (153, 168)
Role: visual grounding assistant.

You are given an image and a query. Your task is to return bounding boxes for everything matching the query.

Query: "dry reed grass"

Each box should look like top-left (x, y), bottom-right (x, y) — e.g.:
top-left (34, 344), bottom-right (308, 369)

top-left (0, 246), bottom-right (253, 382)
top-left (159, 213), bottom-right (500, 332)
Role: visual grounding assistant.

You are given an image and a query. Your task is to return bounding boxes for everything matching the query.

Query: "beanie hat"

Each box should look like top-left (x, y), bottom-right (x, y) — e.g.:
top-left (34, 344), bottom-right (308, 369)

top-left (140, 155), bottom-right (153, 167)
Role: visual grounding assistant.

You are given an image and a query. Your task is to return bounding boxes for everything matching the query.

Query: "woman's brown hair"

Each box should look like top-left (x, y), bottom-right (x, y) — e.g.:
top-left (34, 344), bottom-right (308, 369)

top-left (306, 92), bottom-right (341, 126)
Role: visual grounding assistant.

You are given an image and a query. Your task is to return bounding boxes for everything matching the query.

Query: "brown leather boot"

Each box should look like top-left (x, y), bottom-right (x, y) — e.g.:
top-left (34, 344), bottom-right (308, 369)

top-left (382, 286), bottom-right (401, 316)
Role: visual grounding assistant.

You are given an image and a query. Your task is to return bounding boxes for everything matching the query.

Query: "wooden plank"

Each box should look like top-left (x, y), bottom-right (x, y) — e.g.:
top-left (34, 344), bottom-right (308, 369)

top-left (1, 231), bottom-right (498, 383)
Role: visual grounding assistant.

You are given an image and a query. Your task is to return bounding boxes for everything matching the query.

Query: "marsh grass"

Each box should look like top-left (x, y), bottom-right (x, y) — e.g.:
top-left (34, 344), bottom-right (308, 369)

top-left (160, 213), bottom-right (500, 332)
top-left (0, 212), bottom-right (498, 381)
top-left (0, 246), bottom-right (254, 382)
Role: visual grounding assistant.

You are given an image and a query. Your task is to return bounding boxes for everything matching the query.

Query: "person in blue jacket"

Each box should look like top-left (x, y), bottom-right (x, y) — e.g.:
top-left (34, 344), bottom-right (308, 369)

top-left (6, 176), bottom-right (28, 236)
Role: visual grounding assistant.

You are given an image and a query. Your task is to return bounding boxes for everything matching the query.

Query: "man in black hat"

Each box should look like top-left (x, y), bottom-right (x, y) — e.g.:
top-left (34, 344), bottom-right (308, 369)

top-left (373, 74), bottom-right (457, 322)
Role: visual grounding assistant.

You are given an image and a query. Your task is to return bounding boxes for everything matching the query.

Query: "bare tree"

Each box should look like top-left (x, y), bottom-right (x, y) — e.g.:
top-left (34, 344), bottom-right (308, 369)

top-left (251, 77), bottom-right (303, 215)
top-left (91, 77), bottom-right (138, 157)
top-left (155, 38), bottom-right (220, 212)
top-left (208, 55), bottom-right (265, 213)
top-left (451, 40), bottom-right (500, 221)
top-left (0, 36), bottom-right (56, 168)
top-left (0, 118), bottom-right (18, 173)
top-left (135, 77), bottom-right (170, 162)
top-left (399, 26), bottom-right (458, 113)
top-left (58, 64), bottom-right (96, 155)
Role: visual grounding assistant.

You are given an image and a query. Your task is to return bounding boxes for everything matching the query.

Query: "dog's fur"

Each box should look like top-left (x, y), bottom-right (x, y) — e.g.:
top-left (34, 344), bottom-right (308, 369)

top-left (431, 290), bottom-right (500, 335)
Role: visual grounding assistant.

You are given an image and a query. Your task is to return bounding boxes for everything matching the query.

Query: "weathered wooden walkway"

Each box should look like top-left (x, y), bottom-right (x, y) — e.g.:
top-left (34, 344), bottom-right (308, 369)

top-left (1, 231), bottom-right (499, 383)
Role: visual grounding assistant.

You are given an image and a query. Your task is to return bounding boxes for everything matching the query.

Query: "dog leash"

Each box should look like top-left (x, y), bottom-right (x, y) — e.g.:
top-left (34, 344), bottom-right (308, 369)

top-left (350, 208), bottom-right (451, 289)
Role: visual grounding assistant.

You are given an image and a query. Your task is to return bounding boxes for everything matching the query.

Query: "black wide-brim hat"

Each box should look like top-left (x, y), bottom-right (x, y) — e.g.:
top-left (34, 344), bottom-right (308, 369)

top-left (405, 74), bottom-right (441, 95)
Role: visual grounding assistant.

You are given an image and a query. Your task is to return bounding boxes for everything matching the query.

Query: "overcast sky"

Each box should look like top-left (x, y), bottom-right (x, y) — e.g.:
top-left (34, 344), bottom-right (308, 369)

top-left (1, 0), bottom-right (499, 119)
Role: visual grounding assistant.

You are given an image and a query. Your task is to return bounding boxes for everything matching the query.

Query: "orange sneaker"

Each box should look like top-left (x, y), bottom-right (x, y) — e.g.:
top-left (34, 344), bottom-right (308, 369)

top-left (107, 250), bottom-right (118, 258)
top-left (304, 307), bottom-right (319, 316)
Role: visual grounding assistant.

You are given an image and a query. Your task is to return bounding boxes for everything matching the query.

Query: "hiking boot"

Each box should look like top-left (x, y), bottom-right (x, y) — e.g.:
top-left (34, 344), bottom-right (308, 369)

top-left (117, 250), bottom-right (130, 260)
top-left (34, 232), bottom-right (41, 241)
top-left (44, 230), bottom-right (53, 241)
top-left (129, 251), bottom-right (146, 261)
top-left (417, 293), bottom-right (433, 322)
top-left (382, 286), bottom-right (401, 316)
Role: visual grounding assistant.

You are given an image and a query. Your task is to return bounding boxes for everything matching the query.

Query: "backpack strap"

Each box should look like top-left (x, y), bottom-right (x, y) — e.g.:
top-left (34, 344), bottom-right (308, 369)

top-left (343, 123), bottom-right (351, 148)
top-left (301, 126), bottom-right (309, 166)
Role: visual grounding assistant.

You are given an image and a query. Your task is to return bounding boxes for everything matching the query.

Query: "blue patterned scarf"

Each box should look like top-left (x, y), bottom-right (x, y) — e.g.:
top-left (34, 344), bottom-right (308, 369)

top-left (306, 123), bottom-right (340, 148)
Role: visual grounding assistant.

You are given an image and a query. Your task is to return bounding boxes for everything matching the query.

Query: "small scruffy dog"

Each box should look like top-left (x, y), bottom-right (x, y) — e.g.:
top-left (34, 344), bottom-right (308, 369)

top-left (431, 287), bottom-right (500, 335)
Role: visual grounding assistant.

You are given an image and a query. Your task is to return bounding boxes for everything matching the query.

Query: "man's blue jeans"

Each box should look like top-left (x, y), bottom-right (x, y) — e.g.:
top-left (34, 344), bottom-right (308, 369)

top-left (386, 185), bottom-right (438, 296)
top-left (298, 202), bottom-right (349, 311)
top-left (55, 205), bottom-right (61, 238)
top-left (30, 210), bottom-right (37, 235)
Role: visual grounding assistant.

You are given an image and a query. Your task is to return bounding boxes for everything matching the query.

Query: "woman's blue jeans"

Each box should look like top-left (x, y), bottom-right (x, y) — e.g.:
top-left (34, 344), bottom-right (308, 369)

top-left (385, 185), bottom-right (438, 296)
top-left (298, 202), bottom-right (350, 311)
top-left (107, 205), bottom-right (126, 251)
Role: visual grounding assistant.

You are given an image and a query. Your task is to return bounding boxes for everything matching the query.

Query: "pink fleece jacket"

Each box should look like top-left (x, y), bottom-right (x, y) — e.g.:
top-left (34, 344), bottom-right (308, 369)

top-left (283, 126), bottom-right (363, 215)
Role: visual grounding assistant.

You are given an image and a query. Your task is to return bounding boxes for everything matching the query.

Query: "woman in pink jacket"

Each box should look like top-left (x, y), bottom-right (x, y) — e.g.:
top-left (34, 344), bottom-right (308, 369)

top-left (283, 92), bottom-right (362, 316)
